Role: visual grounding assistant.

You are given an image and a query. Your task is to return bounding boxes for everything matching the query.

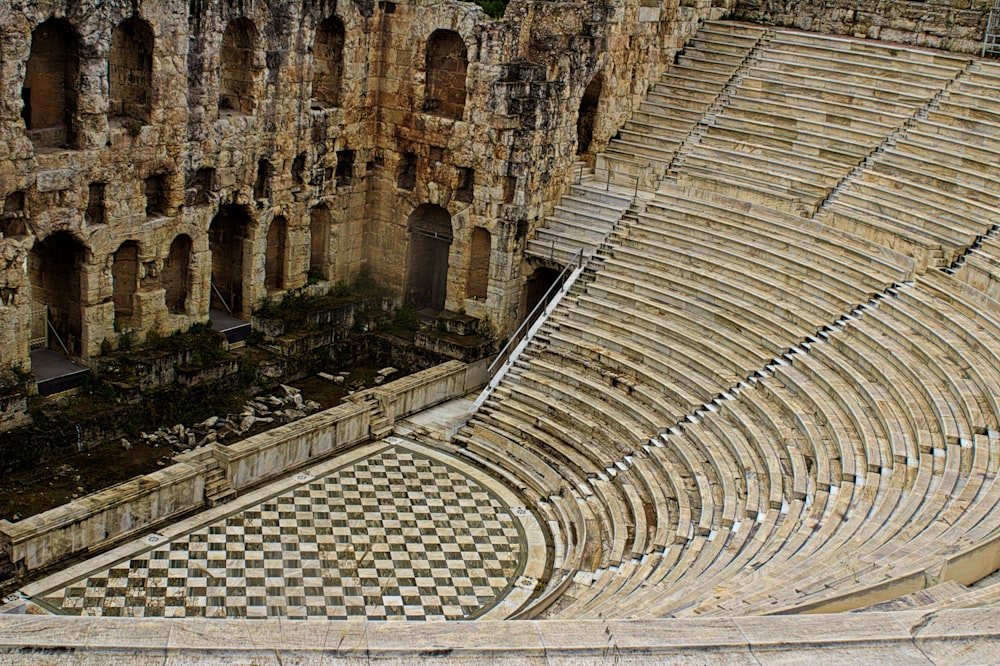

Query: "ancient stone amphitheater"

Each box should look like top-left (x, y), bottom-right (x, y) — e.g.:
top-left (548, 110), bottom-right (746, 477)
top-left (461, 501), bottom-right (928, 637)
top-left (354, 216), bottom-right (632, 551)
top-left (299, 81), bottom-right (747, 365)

top-left (5, 1), bottom-right (1000, 662)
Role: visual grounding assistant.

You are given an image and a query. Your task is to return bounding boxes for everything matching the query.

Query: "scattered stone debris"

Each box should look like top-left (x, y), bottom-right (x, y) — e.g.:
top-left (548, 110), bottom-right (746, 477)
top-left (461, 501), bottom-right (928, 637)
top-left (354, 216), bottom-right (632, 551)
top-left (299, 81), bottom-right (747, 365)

top-left (138, 386), bottom-right (322, 454)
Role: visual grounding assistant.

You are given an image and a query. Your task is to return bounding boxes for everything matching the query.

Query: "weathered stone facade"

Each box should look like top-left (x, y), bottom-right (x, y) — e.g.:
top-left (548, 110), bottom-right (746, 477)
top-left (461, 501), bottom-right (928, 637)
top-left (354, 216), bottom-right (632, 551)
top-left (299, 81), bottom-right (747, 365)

top-left (734, 0), bottom-right (991, 54)
top-left (0, 0), bottom-right (722, 386)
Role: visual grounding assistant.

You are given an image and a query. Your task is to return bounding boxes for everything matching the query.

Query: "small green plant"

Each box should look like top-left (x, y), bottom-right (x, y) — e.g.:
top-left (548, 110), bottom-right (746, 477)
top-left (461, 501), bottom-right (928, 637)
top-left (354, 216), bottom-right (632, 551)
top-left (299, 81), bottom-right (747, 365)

top-left (391, 306), bottom-right (421, 331)
top-left (472, 0), bottom-right (507, 18)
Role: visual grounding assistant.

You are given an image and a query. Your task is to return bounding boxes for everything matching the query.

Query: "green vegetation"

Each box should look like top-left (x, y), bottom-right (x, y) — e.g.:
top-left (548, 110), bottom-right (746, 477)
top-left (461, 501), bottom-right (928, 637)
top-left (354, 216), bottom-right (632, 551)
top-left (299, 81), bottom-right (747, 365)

top-left (255, 270), bottom-right (387, 334)
top-left (470, 0), bottom-right (507, 19)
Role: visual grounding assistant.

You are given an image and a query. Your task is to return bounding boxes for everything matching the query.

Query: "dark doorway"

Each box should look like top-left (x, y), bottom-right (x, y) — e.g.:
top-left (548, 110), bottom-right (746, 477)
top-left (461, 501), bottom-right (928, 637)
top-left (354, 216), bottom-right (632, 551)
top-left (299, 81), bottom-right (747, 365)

top-left (524, 266), bottom-right (560, 319)
top-left (164, 234), bottom-right (191, 314)
top-left (265, 216), bottom-right (287, 292)
top-left (209, 205), bottom-right (251, 315)
top-left (577, 74), bottom-right (603, 156)
top-left (112, 241), bottom-right (139, 320)
top-left (405, 204), bottom-right (452, 311)
top-left (29, 231), bottom-right (86, 356)
top-left (23, 19), bottom-right (80, 147)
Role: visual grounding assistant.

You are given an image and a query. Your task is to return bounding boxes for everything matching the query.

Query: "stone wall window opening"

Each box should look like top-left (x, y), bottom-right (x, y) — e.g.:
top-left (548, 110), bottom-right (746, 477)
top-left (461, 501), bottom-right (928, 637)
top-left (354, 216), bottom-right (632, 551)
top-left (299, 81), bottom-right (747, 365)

top-left (186, 167), bottom-right (215, 206)
top-left (219, 18), bottom-right (257, 115)
top-left (291, 154), bottom-right (307, 186)
top-left (29, 231), bottom-right (86, 357)
top-left (397, 152), bottom-right (417, 190)
top-left (405, 204), bottom-right (453, 312)
top-left (312, 17), bottom-right (345, 109)
top-left (1, 191), bottom-right (28, 238)
top-left (466, 227), bottom-right (490, 301)
top-left (335, 149), bottom-right (354, 187)
top-left (209, 205), bottom-right (251, 316)
top-left (577, 73), bottom-right (603, 158)
top-left (254, 159), bottom-right (273, 200)
top-left (455, 167), bottom-right (474, 203)
top-left (144, 173), bottom-right (167, 217)
top-left (309, 204), bottom-right (332, 280)
top-left (112, 241), bottom-right (140, 320)
top-left (86, 182), bottom-right (106, 226)
top-left (109, 17), bottom-right (154, 125)
top-left (265, 216), bottom-right (288, 293)
top-left (23, 18), bottom-right (81, 148)
top-left (424, 30), bottom-right (468, 120)
top-left (164, 234), bottom-right (192, 314)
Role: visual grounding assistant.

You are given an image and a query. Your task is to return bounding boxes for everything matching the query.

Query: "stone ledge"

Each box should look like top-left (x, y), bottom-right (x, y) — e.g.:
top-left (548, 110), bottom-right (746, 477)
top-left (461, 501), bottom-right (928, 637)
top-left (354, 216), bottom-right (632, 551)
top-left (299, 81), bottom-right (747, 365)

top-left (0, 609), bottom-right (993, 663)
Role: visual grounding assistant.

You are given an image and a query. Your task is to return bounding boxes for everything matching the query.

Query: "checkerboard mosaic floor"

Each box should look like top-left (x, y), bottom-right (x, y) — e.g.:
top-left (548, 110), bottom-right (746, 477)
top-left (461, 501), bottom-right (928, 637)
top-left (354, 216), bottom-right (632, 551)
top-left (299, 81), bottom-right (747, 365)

top-left (30, 441), bottom-right (542, 621)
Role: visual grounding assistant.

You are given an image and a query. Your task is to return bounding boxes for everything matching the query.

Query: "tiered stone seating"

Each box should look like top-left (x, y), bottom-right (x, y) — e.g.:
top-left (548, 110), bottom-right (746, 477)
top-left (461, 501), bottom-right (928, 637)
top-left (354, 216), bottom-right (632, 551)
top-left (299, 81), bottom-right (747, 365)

top-left (675, 30), bottom-right (970, 214)
top-left (814, 60), bottom-right (1000, 271)
top-left (464, 23), bottom-right (1000, 623)
top-left (525, 22), bottom-right (766, 266)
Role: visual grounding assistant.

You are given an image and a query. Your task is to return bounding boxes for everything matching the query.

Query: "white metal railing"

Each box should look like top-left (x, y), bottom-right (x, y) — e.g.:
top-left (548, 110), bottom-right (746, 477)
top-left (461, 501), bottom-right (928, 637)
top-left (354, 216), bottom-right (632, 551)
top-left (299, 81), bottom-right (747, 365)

top-left (471, 249), bottom-right (585, 412)
top-left (211, 281), bottom-right (234, 315)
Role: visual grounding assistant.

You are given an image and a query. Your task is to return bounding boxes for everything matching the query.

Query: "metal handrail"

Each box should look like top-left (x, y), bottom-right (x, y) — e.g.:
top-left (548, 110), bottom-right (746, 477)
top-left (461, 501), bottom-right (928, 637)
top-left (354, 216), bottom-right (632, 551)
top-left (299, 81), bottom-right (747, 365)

top-left (487, 248), bottom-right (584, 376)
top-left (211, 281), bottom-right (234, 315)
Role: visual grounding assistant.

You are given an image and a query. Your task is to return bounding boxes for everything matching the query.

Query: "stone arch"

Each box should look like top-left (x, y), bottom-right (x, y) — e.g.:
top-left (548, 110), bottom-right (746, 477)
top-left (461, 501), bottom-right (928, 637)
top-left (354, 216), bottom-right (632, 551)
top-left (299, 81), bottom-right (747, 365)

top-left (219, 18), bottom-right (257, 115)
top-left (577, 73), bottom-right (603, 156)
top-left (313, 16), bottom-right (345, 108)
top-left (109, 17), bottom-right (154, 124)
top-left (209, 204), bottom-right (252, 315)
top-left (112, 241), bottom-right (140, 320)
top-left (22, 18), bottom-right (80, 148)
top-left (164, 234), bottom-right (192, 314)
top-left (466, 227), bottom-right (491, 300)
top-left (425, 30), bottom-right (467, 120)
top-left (309, 204), bottom-right (332, 280)
top-left (29, 231), bottom-right (86, 356)
top-left (405, 204), bottom-right (453, 311)
top-left (265, 216), bottom-right (287, 292)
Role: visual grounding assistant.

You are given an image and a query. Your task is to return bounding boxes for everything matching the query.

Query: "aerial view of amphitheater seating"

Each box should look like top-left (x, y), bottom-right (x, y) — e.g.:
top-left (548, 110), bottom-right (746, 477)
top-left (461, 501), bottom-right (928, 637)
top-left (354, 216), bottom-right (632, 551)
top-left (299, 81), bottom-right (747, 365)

top-left (507, 19), bottom-right (1000, 626)
top-left (7, 18), bottom-right (1000, 662)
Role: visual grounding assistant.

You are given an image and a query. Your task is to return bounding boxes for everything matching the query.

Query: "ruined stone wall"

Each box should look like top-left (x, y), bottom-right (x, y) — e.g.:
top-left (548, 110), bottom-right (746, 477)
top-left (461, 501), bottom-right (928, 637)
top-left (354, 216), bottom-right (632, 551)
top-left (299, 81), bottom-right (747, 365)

top-left (0, 0), bottom-right (721, 384)
top-left (734, 0), bottom-right (990, 54)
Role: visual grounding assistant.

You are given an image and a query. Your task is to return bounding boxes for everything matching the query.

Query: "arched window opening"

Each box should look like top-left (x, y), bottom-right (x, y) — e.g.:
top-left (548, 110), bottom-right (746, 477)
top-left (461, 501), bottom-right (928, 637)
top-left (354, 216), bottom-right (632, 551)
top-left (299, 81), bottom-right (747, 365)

top-left (164, 234), bottom-right (191, 314)
top-left (424, 30), bottom-right (467, 120)
top-left (577, 74), bottom-right (603, 156)
top-left (312, 17), bottom-right (345, 108)
top-left (209, 205), bottom-right (252, 315)
top-left (467, 228), bottom-right (490, 300)
top-left (23, 19), bottom-right (80, 148)
top-left (109, 17), bottom-right (154, 124)
top-left (309, 205), bottom-right (332, 280)
top-left (29, 231), bottom-right (86, 356)
top-left (265, 216), bottom-right (287, 292)
top-left (219, 18), bottom-right (257, 115)
top-left (405, 204), bottom-right (452, 311)
top-left (112, 241), bottom-right (139, 320)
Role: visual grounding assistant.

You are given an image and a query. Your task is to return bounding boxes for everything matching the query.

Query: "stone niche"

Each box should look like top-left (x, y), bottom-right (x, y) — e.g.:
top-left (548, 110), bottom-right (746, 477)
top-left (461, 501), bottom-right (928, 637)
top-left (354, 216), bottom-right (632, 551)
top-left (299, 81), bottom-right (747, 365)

top-left (0, 0), bottom-right (719, 414)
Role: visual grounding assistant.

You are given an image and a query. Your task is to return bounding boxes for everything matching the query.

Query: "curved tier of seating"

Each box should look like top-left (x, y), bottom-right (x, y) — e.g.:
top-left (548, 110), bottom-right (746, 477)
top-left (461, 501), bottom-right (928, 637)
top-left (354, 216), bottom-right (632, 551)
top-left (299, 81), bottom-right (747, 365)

top-left (674, 29), bottom-right (970, 214)
top-left (489, 22), bottom-right (1000, 622)
top-left (814, 60), bottom-right (1000, 270)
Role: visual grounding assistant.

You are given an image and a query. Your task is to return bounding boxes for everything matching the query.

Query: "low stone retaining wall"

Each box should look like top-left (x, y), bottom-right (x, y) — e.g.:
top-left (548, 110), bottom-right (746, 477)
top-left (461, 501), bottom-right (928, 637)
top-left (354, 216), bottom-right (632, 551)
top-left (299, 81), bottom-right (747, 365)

top-left (0, 359), bottom-right (488, 573)
top-left (349, 358), bottom-right (490, 427)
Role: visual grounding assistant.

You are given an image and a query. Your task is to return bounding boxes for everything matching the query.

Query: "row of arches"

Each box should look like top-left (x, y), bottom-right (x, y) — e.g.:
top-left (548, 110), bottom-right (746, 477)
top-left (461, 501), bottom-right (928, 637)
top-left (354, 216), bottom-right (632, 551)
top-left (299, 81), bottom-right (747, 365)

top-left (20, 15), bottom-right (468, 148)
top-left (25, 202), bottom-right (491, 356)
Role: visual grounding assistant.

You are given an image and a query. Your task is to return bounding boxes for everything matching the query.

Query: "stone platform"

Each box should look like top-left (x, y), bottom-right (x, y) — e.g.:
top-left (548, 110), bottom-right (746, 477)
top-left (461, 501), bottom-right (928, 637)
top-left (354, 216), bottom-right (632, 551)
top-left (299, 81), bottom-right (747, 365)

top-left (18, 437), bottom-right (545, 622)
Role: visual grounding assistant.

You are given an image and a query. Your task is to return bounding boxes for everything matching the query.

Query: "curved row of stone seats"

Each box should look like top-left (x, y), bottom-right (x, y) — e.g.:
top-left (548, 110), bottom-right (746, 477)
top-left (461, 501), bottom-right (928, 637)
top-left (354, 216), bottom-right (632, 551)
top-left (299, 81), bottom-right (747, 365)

top-left (674, 30), bottom-right (968, 213)
top-left (526, 22), bottom-right (765, 266)
top-left (526, 184), bottom-right (634, 265)
top-left (599, 21), bottom-right (767, 177)
top-left (813, 67), bottom-right (1000, 270)
top-left (529, 268), bottom-right (1000, 618)
top-left (652, 279), bottom-right (1000, 616)
top-left (472, 189), bottom-right (916, 617)
top-left (952, 231), bottom-right (1000, 302)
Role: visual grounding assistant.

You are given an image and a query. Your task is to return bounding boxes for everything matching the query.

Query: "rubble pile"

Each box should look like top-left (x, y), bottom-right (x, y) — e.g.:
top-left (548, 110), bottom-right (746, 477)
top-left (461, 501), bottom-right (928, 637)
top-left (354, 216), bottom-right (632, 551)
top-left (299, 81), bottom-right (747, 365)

top-left (134, 385), bottom-right (321, 452)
